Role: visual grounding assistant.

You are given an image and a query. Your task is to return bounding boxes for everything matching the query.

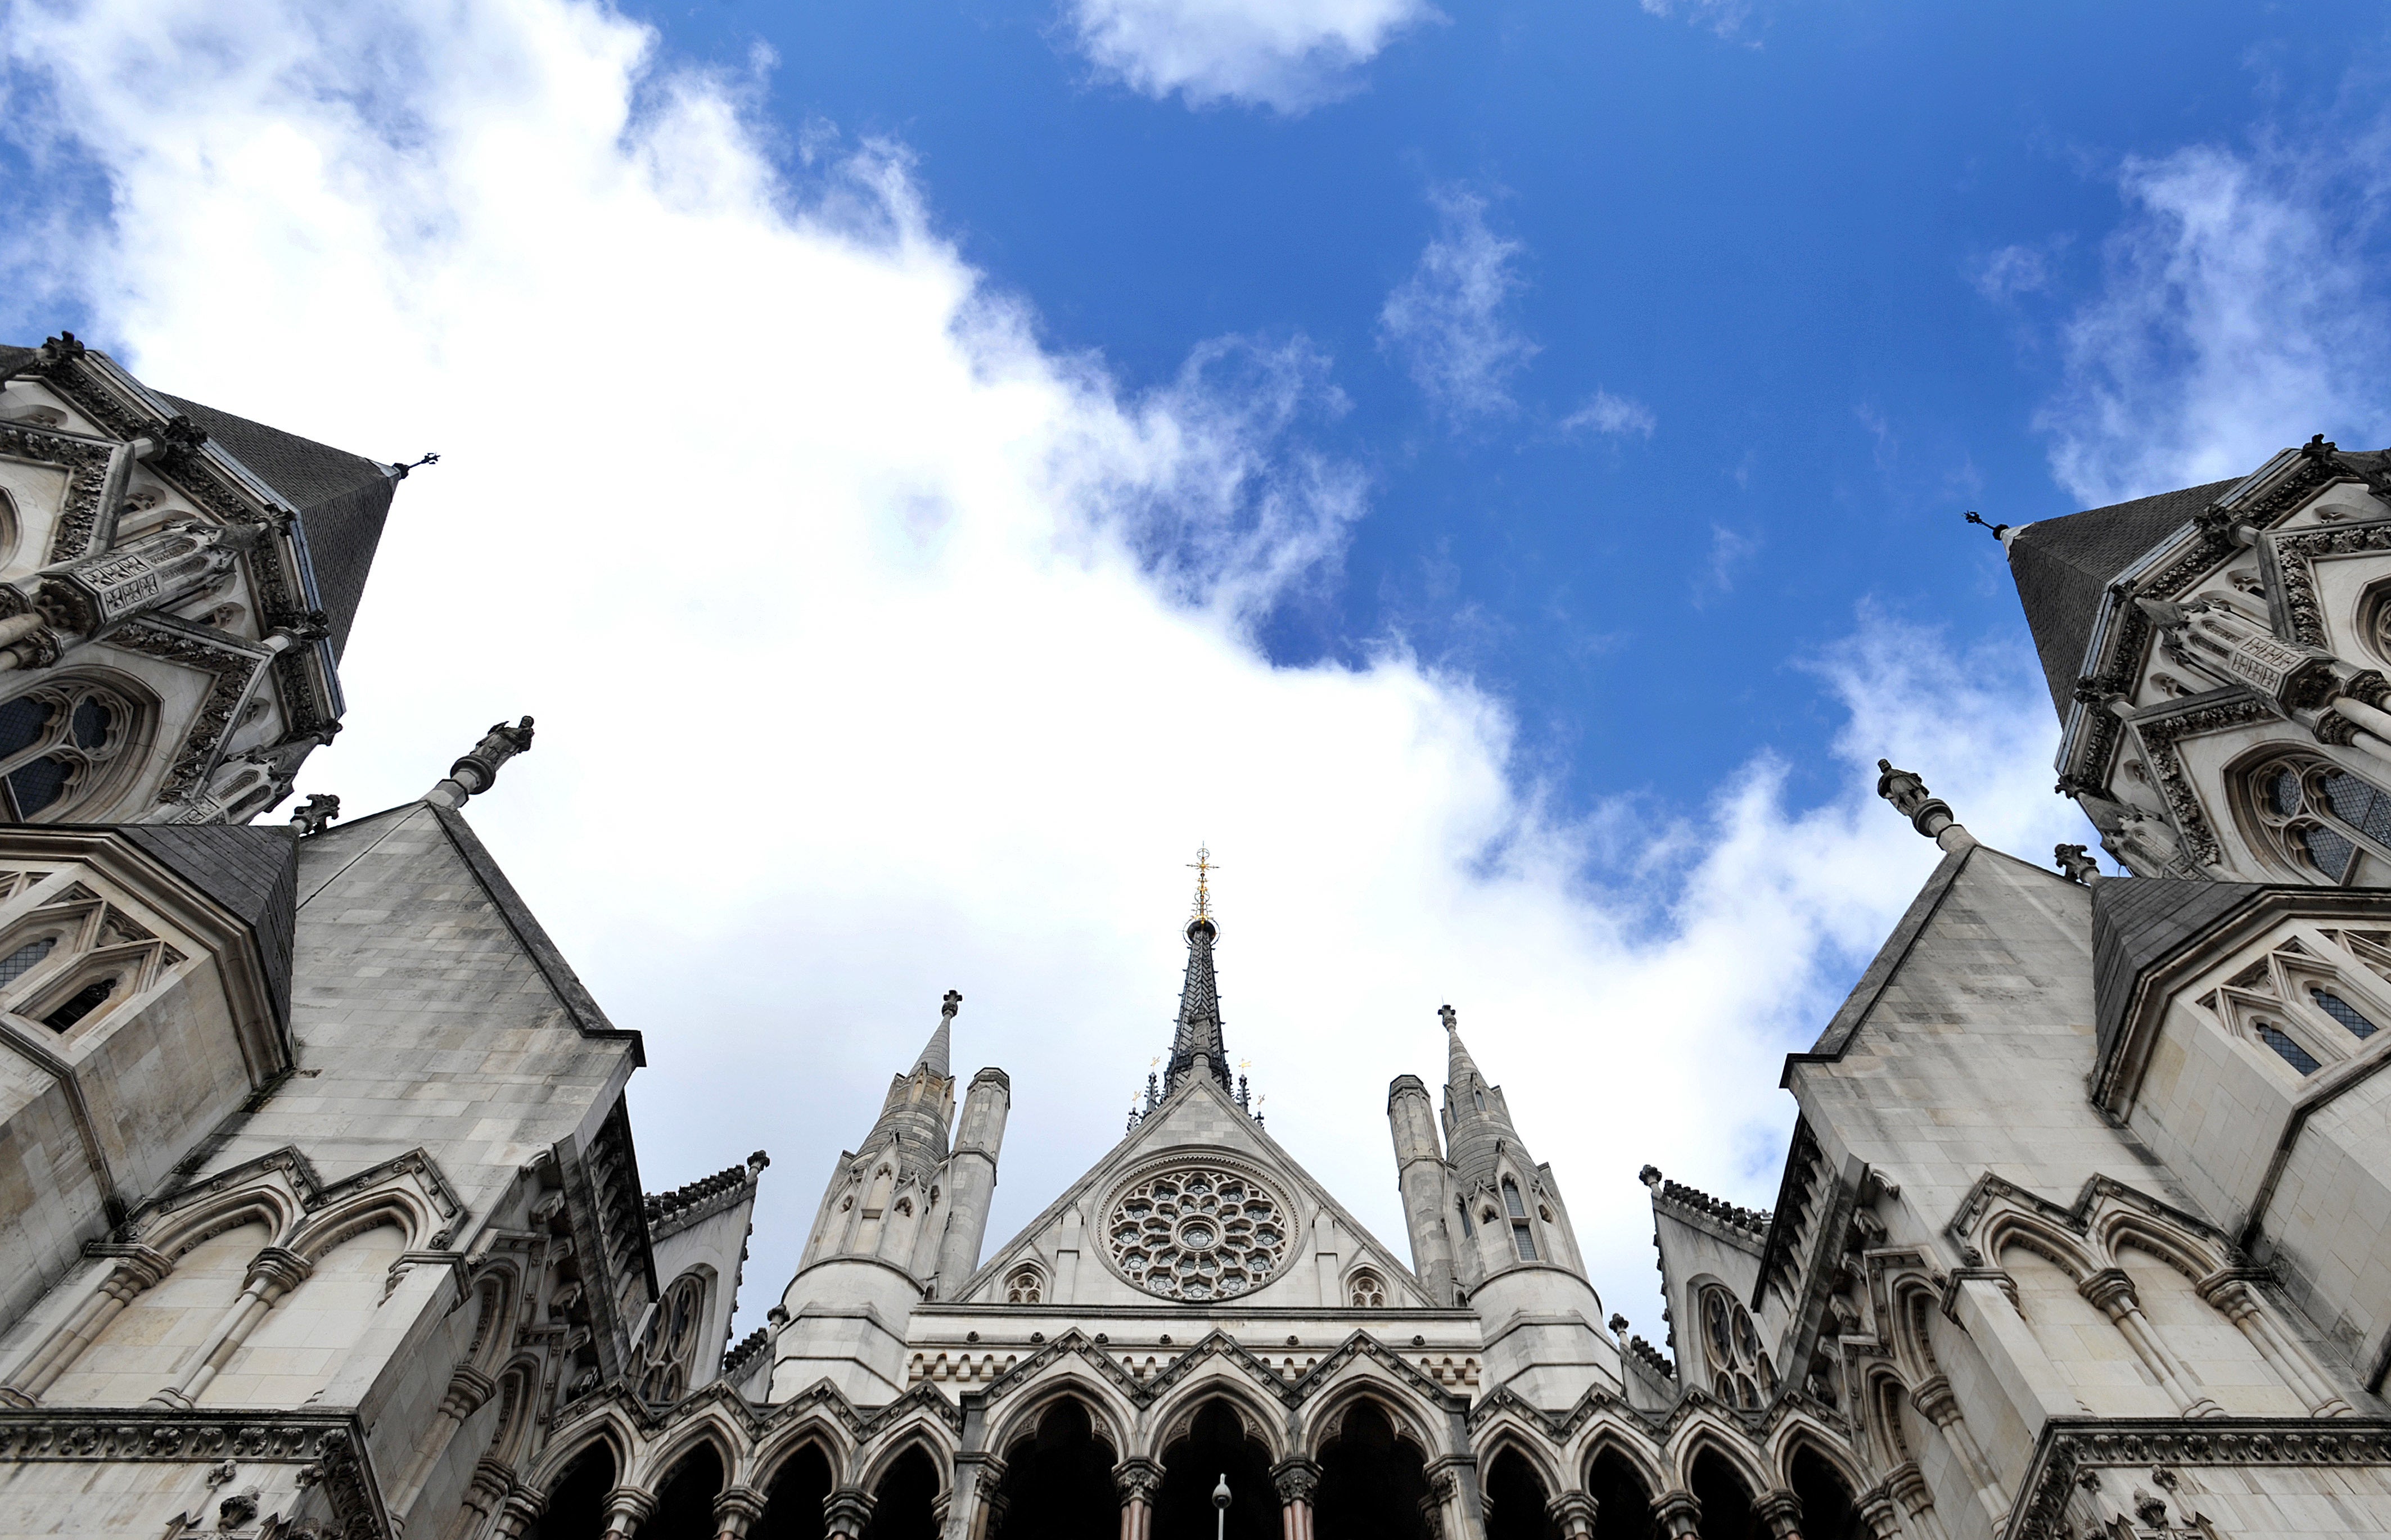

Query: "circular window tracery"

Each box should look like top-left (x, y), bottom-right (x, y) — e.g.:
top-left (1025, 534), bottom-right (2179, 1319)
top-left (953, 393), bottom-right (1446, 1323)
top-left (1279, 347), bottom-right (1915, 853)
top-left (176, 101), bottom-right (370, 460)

top-left (1700, 1286), bottom-right (1769, 1411)
top-left (1104, 1166), bottom-right (1287, 1301)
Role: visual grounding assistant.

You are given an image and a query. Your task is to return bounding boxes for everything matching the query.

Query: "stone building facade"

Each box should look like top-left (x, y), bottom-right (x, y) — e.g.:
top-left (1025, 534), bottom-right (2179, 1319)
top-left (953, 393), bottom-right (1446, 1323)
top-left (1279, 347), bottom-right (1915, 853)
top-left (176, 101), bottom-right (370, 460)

top-left (4, 336), bottom-right (2391, 1538)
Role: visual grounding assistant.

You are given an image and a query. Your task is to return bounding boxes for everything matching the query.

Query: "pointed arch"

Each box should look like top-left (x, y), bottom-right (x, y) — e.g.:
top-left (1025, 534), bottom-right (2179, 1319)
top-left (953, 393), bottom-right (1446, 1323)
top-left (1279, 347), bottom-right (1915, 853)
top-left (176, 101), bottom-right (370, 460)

top-left (985, 1373), bottom-right (1133, 1466)
top-left (520, 1411), bottom-right (635, 1494)
top-left (1766, 1417), bottom-right (1864, 1498)
top-left (1474, 1422), bottom-right (1564, 1498)
top-left (1855, 1363), bottom-right (1915, 1475)
top-left (1664, 1412), bottom-right (1771, 1497)
top-left (2090, 1207), bottom-right (2228, 1283)
top-left (1148, 1367), bottom-right (1290, 1464)
top-left (142, 1185), bottom-right (300, 1259)
top-left (1976, 1209), bottom-right (2096, 1284)
top-left (628, 1402), bottom-right (747, 1491)
top-left (1298, 1365), bottom-right (1442, 1463)
top-left (854, 1421), bottom-right (955, 1501)
top-left (286, 1188), bottom-right (435, 1262)
top-left (1573, 1420), bottom-right (1669, 1500)
top-left (752, 1415), bottom-right (855, 1494)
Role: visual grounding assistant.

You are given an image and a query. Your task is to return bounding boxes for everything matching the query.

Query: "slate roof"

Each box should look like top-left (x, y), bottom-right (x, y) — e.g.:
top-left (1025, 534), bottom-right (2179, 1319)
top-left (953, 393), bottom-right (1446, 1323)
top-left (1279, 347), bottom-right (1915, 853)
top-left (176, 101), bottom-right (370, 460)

top-left (2090, 875), bottom-right (2264, 1077)
top-left (120, 823), bottom-right (300, 1031)
top-left (2006, 479), bottom-right (2240, 721)
top-left (156, 393), bottom-right (394, 661)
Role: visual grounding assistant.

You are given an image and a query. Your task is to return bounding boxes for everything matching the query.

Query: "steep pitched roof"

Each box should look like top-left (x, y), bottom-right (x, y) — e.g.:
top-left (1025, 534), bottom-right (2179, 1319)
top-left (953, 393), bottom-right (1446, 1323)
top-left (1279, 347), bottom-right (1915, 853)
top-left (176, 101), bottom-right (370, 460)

top-left (121, 823), bottom-right (299, 1031)
top-left (157, 393), bottom-right (395, 661)
top-left (2006, 479), bottom-right (2240, 721)
top-left (2090, 875), bottom-right (2266, 1074)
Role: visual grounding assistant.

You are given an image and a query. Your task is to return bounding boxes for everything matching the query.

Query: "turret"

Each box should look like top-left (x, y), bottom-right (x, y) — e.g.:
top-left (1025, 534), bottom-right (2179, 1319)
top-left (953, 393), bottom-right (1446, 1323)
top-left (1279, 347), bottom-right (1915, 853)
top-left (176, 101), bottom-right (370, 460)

top-left (1387, 1072), bottom-right (1458, 1304)
top-left (1429, 1005), bottom-right (1619, 1404)
top-left (774, 992), bottom-right (964, 1402)
top-left (933, 1067), bottom-right (1011, 1298)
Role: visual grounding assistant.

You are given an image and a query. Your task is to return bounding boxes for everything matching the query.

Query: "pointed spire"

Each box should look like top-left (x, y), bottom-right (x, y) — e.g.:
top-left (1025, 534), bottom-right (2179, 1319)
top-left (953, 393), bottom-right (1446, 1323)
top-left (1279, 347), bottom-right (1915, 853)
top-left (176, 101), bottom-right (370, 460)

top-left (1166, 848), bottom-right (1231, 1094)
top-left (1441, 1003), bottom-right (1481, 1091)
top-left (916, 990), bottom-right (960, 1077)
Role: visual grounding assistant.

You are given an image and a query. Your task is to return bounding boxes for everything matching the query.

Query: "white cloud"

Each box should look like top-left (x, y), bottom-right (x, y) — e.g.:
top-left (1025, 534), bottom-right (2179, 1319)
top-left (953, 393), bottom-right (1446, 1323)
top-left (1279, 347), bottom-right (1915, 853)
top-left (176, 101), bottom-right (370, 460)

top-left (1379, 187), bottom-right (1539, 423)
top-left (2, 0), bottom-right (2084, 1326)
top-left (1559, 388), bottom-right (1655, 440)
top-left (1639, 0), bottom-right (1761, 46)
top-left (2035, 137), bottom-right (2391, 508)
top-left (1067, 0), bottom-right (1438, 114)
top-left (1974, 241), bottom-right (2055, 302)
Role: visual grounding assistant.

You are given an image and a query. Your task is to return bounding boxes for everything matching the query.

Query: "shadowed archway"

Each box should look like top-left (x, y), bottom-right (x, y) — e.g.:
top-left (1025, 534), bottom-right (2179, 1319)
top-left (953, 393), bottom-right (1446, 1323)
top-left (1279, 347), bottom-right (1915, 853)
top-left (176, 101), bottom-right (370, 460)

top-left (1483, 1447), bottom-right (1558, 1540)
top-left (644, 1443), bottom-right (727, 1539)
top-left (1586, 1448), bottom-right (1656, 1540)
top-left (1155, 1401), bottom-right (1276, 1540)
top-left (1789, 1447), bottom-right (1863, 1540)
top-left (1314, 1402), bottom-right (1432, 1540)
top-left (992, 1397), bottom-right (1120, 1540)
top-left (754, 1443), bottom-right (834, 1540)
top-left (863, 1446), bottom-right (941, 1540)
top-left (1688, 1449), bottom-right (1760, 1540)
top-left (528, 1441), bottom-right (615, 1540)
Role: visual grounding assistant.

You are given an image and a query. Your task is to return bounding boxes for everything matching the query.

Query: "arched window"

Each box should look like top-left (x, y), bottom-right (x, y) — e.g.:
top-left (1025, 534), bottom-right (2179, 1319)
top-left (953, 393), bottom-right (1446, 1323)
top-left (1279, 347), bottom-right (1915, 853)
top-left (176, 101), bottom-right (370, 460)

top-left (1699, 1284), bottom-right (1769, 1410)
top-left (1473, 1087), bottom-right (1487, 1113)
top-left (2311, 987), bottom-right (2381, 1040)
top-left (637, 1272), bottom-right (706, 1403)
top-left (1348, 1271), bottom-right (1386, 1308)
top-left (2257, 1020), bottom-right (2323, 1075)
top-left (1501, 1178), bottom-right (1538, 1261)
top-left (0, 682), bottom-right (132, 820)
top-left (1005, 1266), bottom-right (1043, 1304)
top-left (2252, 756), bottom-right (2391, 883)
top-left (1455, 1198), bottom-right (1472, 1237)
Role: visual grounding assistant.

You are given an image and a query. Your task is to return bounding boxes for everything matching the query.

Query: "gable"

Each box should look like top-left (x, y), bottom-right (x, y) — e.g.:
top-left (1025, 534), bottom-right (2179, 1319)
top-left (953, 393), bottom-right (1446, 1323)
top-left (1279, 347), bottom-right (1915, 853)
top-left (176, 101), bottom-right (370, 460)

top-left (963, 1074), bottom-right (1428, 1311)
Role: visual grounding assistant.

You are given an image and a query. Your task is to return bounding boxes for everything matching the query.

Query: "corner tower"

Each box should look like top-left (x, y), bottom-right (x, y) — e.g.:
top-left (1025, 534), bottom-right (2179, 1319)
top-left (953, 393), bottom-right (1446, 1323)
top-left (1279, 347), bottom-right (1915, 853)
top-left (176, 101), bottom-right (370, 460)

top-left (0, 336), bottom-right (398, 824)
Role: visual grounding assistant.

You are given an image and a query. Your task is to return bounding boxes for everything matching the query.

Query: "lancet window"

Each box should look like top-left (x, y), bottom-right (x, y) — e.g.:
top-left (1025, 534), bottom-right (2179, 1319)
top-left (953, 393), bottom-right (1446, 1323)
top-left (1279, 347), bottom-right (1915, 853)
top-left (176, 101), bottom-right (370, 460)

top-left (1501, 1178), bottom-right (1537, 1261)
top-left (2251, 756), bottom-right (2391, 883)
top-left (0, 682), bottom-right (133, 820)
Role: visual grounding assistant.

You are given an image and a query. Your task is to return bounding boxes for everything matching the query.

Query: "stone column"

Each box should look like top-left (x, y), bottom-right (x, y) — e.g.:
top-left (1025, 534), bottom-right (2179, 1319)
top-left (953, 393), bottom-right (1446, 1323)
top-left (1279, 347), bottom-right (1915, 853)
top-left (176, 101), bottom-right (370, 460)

top-left (1650, 1490), bottom-right (1702, 1540)
top-left (1881, 1462), bottom-right (1947, 1540)
top-left (1754, 1489), bottom-right (1805, 1540)
top-left (714, 1485), bottom-right (769, 1540)
top-left (600, 1487), bottom-right (656, 1540)
top-left (1546, 1491), bottom-right (1596, 1540)
top-left (453, 1459), bottom-right (516, 1539)
top-left (1909, 1375), bottom-right (2009, 1530)
top-left (1272, 1459), bottom-right (1320, 1540)
top-left (391, 1363), bottom-right (499, 1519)
top-left (492, 1488), bottom-right (547, 1540)
top-left (825, 1486), bottom-right (876, 1539)
top-left (1115, 1457), bottom-right (1161, 1540)
top-left (0, 1247), bottom-right (170, 1404)
top-left (2199, 1274), bottom-right (2355, 1417)
top-left (1855, 1485), bottom-right (1904, 1540)
top-left (2078, 1270), bottom-right (2222, 1418)
top-left (149, 1247), bottom-right (312, 1408)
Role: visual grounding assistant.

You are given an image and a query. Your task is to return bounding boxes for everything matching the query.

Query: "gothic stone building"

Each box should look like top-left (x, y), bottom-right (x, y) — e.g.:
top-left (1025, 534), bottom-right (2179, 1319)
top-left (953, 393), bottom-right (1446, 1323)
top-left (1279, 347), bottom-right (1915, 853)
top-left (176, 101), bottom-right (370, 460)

top-left (2, 337), bottom-right (2391, 1540)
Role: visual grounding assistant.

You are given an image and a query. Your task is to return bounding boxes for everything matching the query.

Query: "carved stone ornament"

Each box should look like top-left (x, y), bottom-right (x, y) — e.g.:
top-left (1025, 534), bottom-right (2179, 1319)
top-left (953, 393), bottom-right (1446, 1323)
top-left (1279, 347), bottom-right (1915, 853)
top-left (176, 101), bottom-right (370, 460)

top-left (1104, 1164), bottom-right (1289, 1300)
top-left (2007, 1419), bottom-right (2391, 1540)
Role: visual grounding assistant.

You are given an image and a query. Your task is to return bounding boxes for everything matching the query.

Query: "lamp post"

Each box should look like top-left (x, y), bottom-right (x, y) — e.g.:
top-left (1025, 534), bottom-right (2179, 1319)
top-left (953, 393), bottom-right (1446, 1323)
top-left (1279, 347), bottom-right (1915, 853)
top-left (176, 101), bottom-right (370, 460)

top-left (1213, 1473), bottom-right (1231, 1540)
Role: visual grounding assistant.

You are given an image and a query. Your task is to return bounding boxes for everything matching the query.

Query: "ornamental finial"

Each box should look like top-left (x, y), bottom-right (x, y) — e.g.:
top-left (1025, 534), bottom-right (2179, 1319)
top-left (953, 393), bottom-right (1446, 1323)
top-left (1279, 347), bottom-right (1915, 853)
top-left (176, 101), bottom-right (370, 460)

top-left (1186, 844), bottom-right (1219, 924)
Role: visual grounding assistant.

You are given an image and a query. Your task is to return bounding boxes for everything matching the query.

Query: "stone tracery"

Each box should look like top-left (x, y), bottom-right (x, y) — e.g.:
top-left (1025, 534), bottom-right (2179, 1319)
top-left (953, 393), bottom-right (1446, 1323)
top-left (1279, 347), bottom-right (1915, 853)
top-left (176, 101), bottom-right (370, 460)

top-left (1105, 1167), bottom-right (1288, 1301)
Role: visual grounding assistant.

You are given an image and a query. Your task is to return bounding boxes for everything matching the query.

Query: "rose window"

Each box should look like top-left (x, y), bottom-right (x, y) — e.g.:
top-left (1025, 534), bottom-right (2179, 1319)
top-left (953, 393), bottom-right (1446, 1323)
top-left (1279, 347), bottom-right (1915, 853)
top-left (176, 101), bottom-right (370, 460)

top-left (1106, 1167), bottom-right (1287, 1300)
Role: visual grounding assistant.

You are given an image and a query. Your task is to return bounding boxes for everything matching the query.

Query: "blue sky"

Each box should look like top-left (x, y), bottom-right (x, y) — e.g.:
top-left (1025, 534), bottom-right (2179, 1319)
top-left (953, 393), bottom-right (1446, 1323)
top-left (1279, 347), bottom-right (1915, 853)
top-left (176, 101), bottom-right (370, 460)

top-left (6, 0), bottom-right (2390, 1325)
top-left (624, 0), bottom-right (2389, 812)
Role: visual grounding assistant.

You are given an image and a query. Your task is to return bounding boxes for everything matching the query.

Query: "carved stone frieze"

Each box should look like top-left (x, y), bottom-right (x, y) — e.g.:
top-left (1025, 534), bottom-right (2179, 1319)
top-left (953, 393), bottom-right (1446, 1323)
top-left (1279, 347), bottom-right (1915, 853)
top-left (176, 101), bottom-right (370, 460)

top-left (2009, 1419), bottom-right (2391, 1540)
top-left (102, 619), bottom-right (264, 806)
top-left (2269, 517), bottom-right (2391, 650)
top-left (0, 421), bottom-right (119, 566)
top-left (2126, 696), bottom-right (2275, 869)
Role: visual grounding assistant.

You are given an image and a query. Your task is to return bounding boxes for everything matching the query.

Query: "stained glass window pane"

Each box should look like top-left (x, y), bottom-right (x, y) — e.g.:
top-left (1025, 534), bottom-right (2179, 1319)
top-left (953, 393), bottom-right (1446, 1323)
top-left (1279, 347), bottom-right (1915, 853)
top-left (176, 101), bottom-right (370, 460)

top-left (2312, 988), bottom-right (2380, 1040)
top-left (42, 977), bottom-right (115, 1033)
top-left (69, 698), bottom-right (110, 750)
top-left (0, 937), bottom-right (54, 988)
top-left (0, 696), bottom-right (46, 761)
top-left (2258, 1023), bottom-right (2322, 1074)
top-left (2271, 769), bottom-right (2304, 816)
top-left (2323, 771), bottom-right (2391, 847)
top-left (2302, 824), bottom-right (2358, 882)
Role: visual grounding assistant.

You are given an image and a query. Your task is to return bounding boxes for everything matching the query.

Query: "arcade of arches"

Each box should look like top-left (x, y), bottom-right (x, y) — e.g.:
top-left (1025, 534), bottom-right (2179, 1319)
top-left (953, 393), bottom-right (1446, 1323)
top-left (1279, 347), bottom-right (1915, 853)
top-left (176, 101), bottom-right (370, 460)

top-left (522, 1393), bottom-right (1866, 1540)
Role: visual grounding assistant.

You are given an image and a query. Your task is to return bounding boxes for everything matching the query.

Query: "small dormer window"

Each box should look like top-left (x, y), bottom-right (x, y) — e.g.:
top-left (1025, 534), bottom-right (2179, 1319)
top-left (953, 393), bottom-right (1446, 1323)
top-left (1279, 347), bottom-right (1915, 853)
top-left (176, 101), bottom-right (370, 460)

top-left (2258, 1020), bottom-right (2322, 1074)
top-left (43, 976), bottom-right (114, 1033)
top-left (2311, 987), bottom-right (2381, 1040)
top-left (1473, 1087), bottom-right (1487, 1113)
top-left (0, 936), bottom-right (54, 987)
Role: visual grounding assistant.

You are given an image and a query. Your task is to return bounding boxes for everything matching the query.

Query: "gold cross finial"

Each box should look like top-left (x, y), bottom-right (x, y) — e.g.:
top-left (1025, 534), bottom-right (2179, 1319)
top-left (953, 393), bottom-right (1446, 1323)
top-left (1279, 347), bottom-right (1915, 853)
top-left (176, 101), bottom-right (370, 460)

top-left (1187, 844), bottom-right (1220, 921)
